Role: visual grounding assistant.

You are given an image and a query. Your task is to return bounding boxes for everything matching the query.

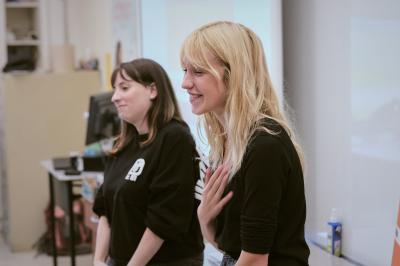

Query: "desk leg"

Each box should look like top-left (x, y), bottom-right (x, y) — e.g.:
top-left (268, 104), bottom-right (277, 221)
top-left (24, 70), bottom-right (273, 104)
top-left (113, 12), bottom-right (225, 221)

top-left (48, 174), bottom-right (57, 266)
top-left (67, 181), bottom-right (76, 266)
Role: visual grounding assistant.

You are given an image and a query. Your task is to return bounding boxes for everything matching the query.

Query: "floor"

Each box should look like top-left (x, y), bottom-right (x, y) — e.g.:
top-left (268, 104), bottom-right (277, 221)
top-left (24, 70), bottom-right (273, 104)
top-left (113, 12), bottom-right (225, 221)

top-left (0, 237), bottom-right (92, 266)
top-left (0, 238), bottom-right (357, 266)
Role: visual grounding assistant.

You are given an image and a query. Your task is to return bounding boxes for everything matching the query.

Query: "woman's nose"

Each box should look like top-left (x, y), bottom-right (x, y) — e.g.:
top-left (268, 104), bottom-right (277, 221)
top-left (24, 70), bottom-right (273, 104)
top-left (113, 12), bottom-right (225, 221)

top-left (111, 90), bottom-right (120, 103)
top-left (181, 73), bottom-right (193, 90)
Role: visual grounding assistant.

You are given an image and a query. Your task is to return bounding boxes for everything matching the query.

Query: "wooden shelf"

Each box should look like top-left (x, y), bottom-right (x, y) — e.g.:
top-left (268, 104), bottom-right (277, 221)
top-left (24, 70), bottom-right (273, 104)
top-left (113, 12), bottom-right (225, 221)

top-left (5, 1), bottom-right (38, 8)
top-left (7, 40), bottom-right (39, 46)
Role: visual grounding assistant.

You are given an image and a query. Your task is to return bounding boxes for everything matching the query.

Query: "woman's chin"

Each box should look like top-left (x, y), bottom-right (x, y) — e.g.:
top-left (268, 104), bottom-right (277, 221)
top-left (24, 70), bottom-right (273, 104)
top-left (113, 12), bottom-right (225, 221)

top-left (191, 106), bottom-right (205, 115)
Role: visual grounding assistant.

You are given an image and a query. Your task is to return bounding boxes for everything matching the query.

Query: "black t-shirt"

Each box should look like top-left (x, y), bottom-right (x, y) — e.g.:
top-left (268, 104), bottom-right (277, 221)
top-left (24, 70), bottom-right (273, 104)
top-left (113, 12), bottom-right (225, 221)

top-left (93, 120), bottom-right (204, 265)
top-left (215, 119), bottom-right (310, 265)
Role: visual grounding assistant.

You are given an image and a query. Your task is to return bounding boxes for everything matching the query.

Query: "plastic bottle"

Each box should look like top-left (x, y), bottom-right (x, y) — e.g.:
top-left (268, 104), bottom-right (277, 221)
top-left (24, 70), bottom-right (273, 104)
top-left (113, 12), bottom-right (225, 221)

top-left (327, 208), bottom-right (342, 256)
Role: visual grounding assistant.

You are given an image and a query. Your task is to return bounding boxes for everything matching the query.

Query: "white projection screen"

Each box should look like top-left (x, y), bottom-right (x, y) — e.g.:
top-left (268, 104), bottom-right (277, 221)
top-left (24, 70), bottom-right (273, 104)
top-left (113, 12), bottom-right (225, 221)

top-left (349, 0), bottom-right (400, 264)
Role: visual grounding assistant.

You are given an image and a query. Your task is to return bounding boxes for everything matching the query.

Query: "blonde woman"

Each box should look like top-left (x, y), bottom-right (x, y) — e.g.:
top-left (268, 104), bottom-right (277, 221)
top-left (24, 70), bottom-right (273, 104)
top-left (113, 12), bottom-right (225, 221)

top-left (181, 21), bottom-right (310, 266)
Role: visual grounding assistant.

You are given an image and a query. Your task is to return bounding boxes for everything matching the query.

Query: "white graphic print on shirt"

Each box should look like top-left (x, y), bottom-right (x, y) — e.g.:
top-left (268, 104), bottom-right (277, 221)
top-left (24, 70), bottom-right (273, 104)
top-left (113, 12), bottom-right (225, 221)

top-left (195, 149), bottom-right (208, 201)
top-left (125, 158), bottom-right (145, 182)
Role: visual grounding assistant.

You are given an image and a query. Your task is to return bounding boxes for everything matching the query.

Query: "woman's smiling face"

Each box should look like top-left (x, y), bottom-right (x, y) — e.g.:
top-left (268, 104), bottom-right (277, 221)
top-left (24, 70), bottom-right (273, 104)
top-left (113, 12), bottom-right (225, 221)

top-left (181, 54), bottom-right (228, 117)
top-left (111, 70), bottom-right (157, 132)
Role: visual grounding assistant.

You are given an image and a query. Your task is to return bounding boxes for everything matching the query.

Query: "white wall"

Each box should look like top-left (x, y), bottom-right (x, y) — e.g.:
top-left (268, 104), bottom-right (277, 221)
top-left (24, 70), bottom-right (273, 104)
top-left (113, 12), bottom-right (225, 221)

top-left (283, 0), bottom-right (400, 265)
top-left (67, 0), bottom-right (113, 87)
top-left (112, 0), bottom-right (141, 63)
top-left (46, 0), bottom-right (66, 45)
top-left (45, 0), bottom-right (113, 88)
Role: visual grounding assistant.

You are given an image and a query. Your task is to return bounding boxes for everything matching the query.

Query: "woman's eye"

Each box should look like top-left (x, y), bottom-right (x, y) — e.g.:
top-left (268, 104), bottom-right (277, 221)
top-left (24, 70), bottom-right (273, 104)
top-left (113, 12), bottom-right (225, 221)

top-left (194, 69), bottom-right (204, 75)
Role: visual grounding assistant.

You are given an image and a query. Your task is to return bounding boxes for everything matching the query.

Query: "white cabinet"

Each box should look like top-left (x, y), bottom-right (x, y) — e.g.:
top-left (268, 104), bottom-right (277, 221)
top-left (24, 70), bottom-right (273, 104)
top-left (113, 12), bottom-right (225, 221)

top-left (0, 0), bottom-right (48, 72)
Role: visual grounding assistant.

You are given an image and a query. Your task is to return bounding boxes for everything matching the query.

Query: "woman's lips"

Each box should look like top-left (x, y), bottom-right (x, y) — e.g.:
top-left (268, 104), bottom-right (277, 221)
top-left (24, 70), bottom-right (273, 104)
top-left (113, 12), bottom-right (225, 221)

top-left (189, 93), bottom-right (203, 105)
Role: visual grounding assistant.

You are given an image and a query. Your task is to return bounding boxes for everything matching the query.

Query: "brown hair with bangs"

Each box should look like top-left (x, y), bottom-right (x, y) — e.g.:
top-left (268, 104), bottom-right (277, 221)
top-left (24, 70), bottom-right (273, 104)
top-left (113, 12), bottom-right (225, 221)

top-left (110, 58), bottom-right (184, 154)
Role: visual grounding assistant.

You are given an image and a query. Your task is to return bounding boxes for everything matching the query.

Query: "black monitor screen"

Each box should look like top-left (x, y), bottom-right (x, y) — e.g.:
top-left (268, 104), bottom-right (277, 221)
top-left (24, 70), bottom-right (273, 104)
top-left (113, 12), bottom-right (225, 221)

top-left (85, 91), bottom-right (120, 145)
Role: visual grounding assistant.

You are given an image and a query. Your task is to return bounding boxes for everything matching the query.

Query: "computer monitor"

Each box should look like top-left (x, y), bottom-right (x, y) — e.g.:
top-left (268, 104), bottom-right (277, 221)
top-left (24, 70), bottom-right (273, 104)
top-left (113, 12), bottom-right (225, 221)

top-left (85, 91), bottom-right (120, 145)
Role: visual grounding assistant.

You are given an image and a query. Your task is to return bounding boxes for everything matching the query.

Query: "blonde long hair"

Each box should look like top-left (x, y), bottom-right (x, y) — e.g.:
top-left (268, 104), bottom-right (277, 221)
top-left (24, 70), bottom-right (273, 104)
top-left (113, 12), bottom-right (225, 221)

top-left (181, 21), bottom-right (304, 176)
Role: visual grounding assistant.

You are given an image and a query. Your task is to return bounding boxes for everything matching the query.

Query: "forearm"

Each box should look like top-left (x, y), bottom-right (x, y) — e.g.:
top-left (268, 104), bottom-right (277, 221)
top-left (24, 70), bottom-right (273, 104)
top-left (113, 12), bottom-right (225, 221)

top-left (127, 228), bottom-right (164, 266)
top-left (235, 251), bottom-right (269, 266)
top-left (94, 216), bottom-right (110, 263)
top-left (200, 219), bottom-right (218, 249)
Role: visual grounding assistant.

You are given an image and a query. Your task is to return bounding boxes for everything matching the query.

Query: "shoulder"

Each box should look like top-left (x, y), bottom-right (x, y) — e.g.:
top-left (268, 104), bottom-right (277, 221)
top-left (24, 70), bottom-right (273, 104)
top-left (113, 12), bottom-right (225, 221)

top-left (161, 119), bottom-right (192, 137)
top-left (258, 117), bottom-right (285, 135)
top-left (251, 118), bottom-right (293, 149)
top-left (238, 129), bottom-right (291, 184)
top-left (247, 131), bottom-right (286, 158)
top-left (250, 118), bottom-right (286, 149)
top-left (245, 119), bottom-right (294, 164)
top-left (157, 119), bottom-right (195, 146)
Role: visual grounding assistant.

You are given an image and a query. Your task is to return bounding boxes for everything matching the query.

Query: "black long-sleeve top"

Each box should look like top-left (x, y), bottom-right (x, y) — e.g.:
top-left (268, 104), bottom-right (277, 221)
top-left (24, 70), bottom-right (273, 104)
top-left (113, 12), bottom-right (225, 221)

top-left (93, 120), bottom-right (204, 265)
top-left (215, 119), bottom-right (310, 265)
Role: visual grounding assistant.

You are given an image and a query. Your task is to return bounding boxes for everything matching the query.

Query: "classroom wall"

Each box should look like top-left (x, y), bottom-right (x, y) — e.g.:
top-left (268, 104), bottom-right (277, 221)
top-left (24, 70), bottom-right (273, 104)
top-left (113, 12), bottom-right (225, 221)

top-left (283, 0), bottom-right (400, 265)
top-left (46, 0), bottom-right (65, 45)
top-left (67, 0), bottom-right (113, 87)
top-left (45, 0), bottom-right (114, 87)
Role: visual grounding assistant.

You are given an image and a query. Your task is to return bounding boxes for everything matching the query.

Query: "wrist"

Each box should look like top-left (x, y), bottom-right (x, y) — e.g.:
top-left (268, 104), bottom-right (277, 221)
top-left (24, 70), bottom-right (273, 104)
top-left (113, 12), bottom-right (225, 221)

top-left (200, 221), bottom-right (216, 242)
top-left (199, 213), bottom-right (215, 227)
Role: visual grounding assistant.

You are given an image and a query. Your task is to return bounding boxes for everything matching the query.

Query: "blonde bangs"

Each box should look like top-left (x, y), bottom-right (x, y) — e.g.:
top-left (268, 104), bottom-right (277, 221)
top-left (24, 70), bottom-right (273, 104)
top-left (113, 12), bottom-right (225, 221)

top-left (181, 28), bottom-right (225, 80)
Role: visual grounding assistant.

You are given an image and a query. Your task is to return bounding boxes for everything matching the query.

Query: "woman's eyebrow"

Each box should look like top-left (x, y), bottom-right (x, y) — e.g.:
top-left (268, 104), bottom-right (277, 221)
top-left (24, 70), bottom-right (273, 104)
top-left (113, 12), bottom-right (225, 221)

top-left (115, 80), bottom-right (128, 87)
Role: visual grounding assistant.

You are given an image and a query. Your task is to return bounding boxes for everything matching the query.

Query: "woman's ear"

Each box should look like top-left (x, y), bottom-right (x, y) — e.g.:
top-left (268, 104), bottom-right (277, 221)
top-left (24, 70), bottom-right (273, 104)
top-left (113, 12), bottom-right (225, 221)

top-left (149, 83), bottom-right (158, 100)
